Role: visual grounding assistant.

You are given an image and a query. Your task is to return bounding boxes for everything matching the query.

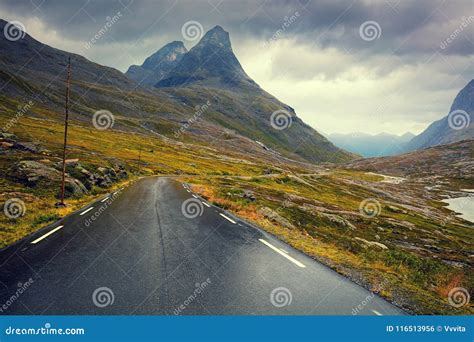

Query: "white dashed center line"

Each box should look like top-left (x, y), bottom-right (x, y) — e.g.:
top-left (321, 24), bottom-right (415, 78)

top-left (202, 201), bottom-right (211, 207)
top-left (219, 213), bottom-right (236, 224)
top-left (79, 207), bottom-right (94, 216)
top-left (31, 226), bottom-right (64, 244)
top-left (100, 197), bottom-right (110, 203)
top-left (258, 239), bottom-right (306, 268)
top-left (371, 310), bottom-right (382, 316)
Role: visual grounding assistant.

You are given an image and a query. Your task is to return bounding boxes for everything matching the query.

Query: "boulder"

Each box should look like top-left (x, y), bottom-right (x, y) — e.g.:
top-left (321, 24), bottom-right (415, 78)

top-left (11, 160), bottom-right (87, 197)
top-left (242, 190), bottom-right (256, 201)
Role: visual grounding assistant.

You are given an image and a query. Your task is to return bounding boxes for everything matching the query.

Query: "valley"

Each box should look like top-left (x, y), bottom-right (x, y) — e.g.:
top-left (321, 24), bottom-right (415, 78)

top-left (0, 18), bottom-right (472, 316)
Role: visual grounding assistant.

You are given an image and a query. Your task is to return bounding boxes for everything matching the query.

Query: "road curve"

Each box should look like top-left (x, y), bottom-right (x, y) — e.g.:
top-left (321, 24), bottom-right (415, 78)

top-left (0, 177), bottom-right (405, 315)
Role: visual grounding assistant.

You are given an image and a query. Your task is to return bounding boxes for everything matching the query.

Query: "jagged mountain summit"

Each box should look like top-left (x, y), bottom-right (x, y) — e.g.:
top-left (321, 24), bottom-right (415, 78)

top-left (156, 25), bottom-right (258, 89)
top-left (405, 80), bottom-right (474, 151)
top-left (126, 41), bottom-right (187, 86)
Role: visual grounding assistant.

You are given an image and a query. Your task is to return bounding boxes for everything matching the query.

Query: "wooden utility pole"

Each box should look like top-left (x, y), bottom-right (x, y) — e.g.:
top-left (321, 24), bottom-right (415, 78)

top-left (59, 57), bottom-right (71, 206)
top-left (137, 146), bottom-right (142, 175)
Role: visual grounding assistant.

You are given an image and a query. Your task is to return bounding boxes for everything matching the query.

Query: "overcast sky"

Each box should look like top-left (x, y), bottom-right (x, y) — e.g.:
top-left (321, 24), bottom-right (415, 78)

top-left (1, 0), bottom-right (473, 135)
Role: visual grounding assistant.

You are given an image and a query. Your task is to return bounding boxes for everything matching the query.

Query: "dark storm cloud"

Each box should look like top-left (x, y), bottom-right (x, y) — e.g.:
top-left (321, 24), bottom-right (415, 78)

top-left (0, 0), bottom-right (472, 56)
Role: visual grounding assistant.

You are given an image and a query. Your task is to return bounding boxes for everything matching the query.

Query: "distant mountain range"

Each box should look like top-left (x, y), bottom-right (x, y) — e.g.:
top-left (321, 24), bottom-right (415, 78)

top-left (330, 79), bottom-right (473, 157)
top-left (0, 20), bottom-right (354, 164)
top-left (405, 80), bottom-right (473, 151)
top-left (328, 132), bottom-right (415, 157)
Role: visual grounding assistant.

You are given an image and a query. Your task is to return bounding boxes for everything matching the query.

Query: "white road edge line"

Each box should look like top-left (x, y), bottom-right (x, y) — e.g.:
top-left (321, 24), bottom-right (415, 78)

top-left (202, 201), bottom-right (211, 207)
top-left (259, 239), bottom-right (306, 268)
top-left (186, 190), bottom-right (190, 193)
top-left (31, 226), bottom-right (64, 244)
top-left (79, 207), bottom-right (94, 216)
top-left (192, 194), bottom-right (198, 198)
top-left (371, 310), bottom-right (382, 316)
top-left (219, 213), bottom-right (236, 224)
top-left (100, 197), bottom-right (110, 203)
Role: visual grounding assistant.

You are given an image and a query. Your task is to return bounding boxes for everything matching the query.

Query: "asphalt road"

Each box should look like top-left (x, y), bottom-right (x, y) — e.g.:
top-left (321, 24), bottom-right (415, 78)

top-left (0, 177), bottom-right (405, 315)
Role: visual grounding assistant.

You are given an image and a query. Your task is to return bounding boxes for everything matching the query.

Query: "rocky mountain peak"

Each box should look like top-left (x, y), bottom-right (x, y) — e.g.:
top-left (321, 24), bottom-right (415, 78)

top-left (125, 41), bottom-right (187, 86)
top-left (198, 25), bottom-right (231, 49)
top-left (142, 41), bottom-right (187, 70)
top-left (156, 25), bottom-right (256, 88)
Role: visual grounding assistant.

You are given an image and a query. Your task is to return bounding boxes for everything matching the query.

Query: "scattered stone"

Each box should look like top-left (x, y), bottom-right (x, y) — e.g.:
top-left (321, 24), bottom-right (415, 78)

top-left (319, 212), bottom-right (356, 230)
top-left (355, 237), bottom-right (388, 250)
top-left (242, 190), bottom-right (256, 201)
top-left (386, 205), bottom-right (408, 214)
top-left (13, 142), bottom-right (41, 153)
top-left (257, 206), bottom-right (295, 230)
top-left (11, 160), bottom-right (87, 197)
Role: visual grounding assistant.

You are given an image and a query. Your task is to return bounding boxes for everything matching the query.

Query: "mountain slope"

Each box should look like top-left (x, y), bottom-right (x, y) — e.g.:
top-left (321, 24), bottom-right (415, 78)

top-left (125, 41), bottom-right (187, 86)
top-left (0, 19), bottom-right (354, 164)
top-left (405, 80), bottom-right (474, 151)
top-left (346, 139), bottom-right (474, 179)
top-left (152, 25), bottom-right (355, 163)
top-left (329, 132), bottom-right (415, 157)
